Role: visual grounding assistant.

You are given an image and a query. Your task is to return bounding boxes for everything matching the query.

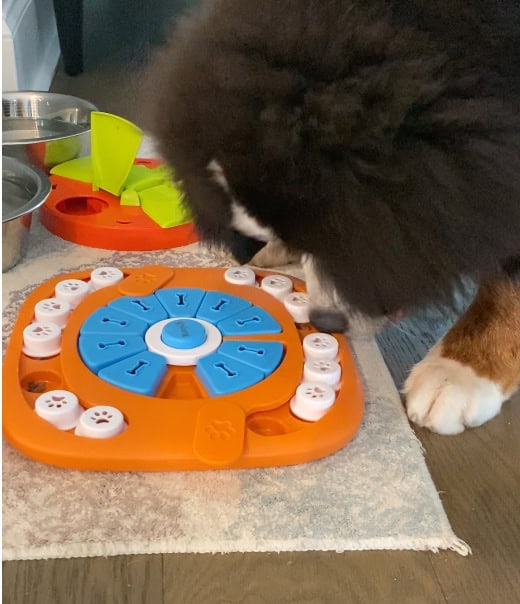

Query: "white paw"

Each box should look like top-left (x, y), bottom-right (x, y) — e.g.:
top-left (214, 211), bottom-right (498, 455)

top-left (404, 346), bottom-right (506, 434)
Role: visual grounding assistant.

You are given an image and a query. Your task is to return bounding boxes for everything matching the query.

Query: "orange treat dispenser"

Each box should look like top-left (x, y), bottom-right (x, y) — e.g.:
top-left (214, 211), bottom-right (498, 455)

top-left (2, 266), bottom-right (364, 471)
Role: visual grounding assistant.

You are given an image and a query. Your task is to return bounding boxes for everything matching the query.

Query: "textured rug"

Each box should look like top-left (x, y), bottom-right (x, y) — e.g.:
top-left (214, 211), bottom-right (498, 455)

top-left (2, 214), bottom-right (470, 560)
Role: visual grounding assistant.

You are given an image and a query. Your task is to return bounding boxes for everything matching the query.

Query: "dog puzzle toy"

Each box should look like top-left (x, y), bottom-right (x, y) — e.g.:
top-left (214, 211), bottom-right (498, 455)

top-left (2, 266), bottom-right (364, 471)
top-left (41, 112), bottom-right (197, 250)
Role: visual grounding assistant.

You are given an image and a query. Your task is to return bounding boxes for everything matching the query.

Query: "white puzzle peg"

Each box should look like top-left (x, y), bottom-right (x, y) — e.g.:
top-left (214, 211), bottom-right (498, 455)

top-left (261, 275), bottom-right (293, 299)
top-left (224, 267), bottom-right (257, 286)
top-left (35, 390), bottom-right (84, 430)
top-left (304, 359), bottom-right (342, 390)
top-left (23, 322), bottom-right (62, 358)
top-left (283, 292), bottom-right (310, 323)
top-left (34, 297), bottom-right (71, 329)
top-left (75, 406), bottom-right (127, 439)
top-left (55, 278), bottom-right (91, 308)
top-left (290, 382), bottom-right (336, 422)
top-left (303, 332), bottom-right (339, 360)
top-left (90, 267), bottom-right (124, 290)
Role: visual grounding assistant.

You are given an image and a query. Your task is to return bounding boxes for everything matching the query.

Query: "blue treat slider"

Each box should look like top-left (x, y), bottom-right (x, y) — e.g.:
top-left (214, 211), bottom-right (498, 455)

top-left (98, 350), bottom-right (167, 396)
top-left (196, 352), bottom-right (264, 396)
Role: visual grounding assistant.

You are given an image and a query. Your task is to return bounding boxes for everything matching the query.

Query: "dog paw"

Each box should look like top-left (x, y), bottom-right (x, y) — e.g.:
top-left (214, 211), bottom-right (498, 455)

top-left (404, 346), bottom-right (506, 434)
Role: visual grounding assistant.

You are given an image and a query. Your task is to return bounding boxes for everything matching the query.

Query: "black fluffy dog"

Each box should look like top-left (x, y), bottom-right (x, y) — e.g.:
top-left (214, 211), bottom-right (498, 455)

top-left (146, 0), bottom-right (520, 434)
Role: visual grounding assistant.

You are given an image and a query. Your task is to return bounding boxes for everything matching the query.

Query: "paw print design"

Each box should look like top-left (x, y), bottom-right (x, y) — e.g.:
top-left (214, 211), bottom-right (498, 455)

top-left (35, 297), bottom-right (72, 328)
top-left (303, 384), bottom-right (328, 399)
top-left (303, 332), bottom-right (338, 360)
top-left (75, 405), bottom-right (126, 439)
top-left (283, 292), bottom-right (310, 323)
top-left (90, 267), bottom-right (124, 290)
top-left (40, 301), bottom-right (63, 312)
top-left (30, 324), bottom-right (55, 337)
top-left (304, 359), bottom-right (342, 389)
top-left (35, 390), bottom-right (83, 430)
top-left (87, 408), bottom-right (115, 425)
top-left (261, 274), bottom-right (293, 299)
top-left (55, 279), bottom-right (91, 308)
top-left (45, 394), bottom-right (68, 408)
top-left (311, 336), bottom-right (329, 348)
top-left (290, 381), bottom-right (336, 422)
top-left (23, 322), bottom-right (62, 358)
top-left (61, 281), bottom-right (81, 292)
top-left (268, 276), bottom-right (288, 287)
top-left (133, 272), bottom-right (157, 286)
top-left (205, 419), bottom-right (236, 441)
top-left (224, 267), bottom-right (256, 286)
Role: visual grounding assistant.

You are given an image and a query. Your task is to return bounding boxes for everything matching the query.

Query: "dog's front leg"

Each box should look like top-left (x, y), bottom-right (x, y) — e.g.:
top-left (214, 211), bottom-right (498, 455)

top-left (405, 273), bottom-right (520, 434)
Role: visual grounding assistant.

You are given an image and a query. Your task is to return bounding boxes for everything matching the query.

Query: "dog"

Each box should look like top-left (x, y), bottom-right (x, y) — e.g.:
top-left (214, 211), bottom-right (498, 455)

top-left (145, 0), bottom-right (520, 434)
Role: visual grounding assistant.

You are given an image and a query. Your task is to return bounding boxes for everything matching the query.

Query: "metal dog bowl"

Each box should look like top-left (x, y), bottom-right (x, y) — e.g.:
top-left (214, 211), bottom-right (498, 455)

top-left (2, 91), bottom-right (97, 172)
top-left (3, 156), bottom-right (52, 272)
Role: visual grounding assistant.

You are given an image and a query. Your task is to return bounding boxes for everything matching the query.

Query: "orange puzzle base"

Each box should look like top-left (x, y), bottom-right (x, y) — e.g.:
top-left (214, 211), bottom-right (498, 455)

top-left (40, 159), bottom-right (199, 251)
top-left (2, 266), bottom-right (364, 471)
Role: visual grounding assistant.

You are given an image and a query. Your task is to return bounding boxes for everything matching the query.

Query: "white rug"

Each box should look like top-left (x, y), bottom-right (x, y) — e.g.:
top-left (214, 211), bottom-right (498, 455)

top-left (2, 214), bottom-right (470, 560)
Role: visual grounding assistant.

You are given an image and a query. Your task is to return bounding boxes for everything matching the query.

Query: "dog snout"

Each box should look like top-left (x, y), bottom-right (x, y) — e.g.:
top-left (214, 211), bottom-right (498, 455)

top-left (309, 307), bottom-right (350, 334)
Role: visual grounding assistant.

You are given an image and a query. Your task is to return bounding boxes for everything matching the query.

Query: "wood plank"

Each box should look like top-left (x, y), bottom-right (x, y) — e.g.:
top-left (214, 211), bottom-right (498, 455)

top-left (3, 554), bottom-right (163, 604)
top-left (379, 312), bottom-right (520, 603)
top-left (421, 393), bottom-right (520, 604)
top-left (162, 551), bottom-right (444, 604)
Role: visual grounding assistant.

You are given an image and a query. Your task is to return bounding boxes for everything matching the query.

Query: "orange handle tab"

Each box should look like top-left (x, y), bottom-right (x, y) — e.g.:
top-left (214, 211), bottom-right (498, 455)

top-left (118, 266), bottom-right (174, 296)
top-left (193, 402), bottom-right (246, 467)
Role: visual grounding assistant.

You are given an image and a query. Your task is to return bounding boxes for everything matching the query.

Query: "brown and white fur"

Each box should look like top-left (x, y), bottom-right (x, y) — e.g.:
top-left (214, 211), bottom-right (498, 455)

top-left (254, 239), bottom-right (520, 436)
top-left (145, 0), bottom-right (520, 434)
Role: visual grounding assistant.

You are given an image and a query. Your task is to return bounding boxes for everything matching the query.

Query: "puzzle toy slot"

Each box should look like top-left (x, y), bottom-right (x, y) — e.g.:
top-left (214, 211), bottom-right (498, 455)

top-left (2, 266), bottom-right (364, 470)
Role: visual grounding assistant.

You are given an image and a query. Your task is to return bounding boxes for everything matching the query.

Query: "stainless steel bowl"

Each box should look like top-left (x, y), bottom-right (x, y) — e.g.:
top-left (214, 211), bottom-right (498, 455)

top-left (3, 156), bottom-right (52, 272)
top-left (2, 91), bottom-right (97, 172)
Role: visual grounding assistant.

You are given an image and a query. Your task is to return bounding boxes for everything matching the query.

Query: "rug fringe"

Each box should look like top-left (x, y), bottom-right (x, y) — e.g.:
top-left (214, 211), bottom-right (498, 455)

top-left (441, 536), bottom-right (472, 556)
top-left (2, 534), bottom-right (472, 561)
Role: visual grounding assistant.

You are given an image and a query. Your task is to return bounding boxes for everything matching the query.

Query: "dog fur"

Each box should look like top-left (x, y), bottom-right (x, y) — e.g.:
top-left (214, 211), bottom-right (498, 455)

top-left (145, 0), bottom-right (520, 432)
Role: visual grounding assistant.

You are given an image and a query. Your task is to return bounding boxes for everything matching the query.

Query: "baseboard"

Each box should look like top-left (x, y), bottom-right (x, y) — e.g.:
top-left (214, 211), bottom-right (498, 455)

top-left (4, 0), bottom-right (61, 91)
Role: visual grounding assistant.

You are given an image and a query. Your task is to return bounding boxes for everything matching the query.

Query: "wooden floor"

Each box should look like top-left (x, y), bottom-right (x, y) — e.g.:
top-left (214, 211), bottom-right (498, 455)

top-left (4, 4), bottom-right (520, 599)
top-left (4, 392), bottom-right (520, 603)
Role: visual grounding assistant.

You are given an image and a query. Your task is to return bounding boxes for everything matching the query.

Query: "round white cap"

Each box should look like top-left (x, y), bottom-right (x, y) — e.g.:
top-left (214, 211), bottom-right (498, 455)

top-left (261, 275), bottom-right (293, 300)
top-left (74, 405), bottom-right (126, 439)
top-left (303, 358), bottom-right (342, 390)
top-left (23, 322), bottom-right (62, 358)
top-left (34, 297), bottom-right (71, 329)
top-left (224, 267), bottom-right (257, 286)
top-left (283, 292), bottom-right (310, 323)
top-left (145, 318), bottom-right (222, 366)
top-left (290, 382), bottom-right (336, 422)
top-left (90, 267), bottom-right (124, 290)
top-left (35, 389), bottom-right (84, 430)
top-left (55, 278), bottom-right (91, 308)
top-left (303, 332), bottom-right (339, 360)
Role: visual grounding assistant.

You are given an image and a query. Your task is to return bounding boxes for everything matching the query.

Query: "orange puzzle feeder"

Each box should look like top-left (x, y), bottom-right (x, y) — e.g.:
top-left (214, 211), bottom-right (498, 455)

top-left (2, 265), bottom-right (364, 471)
top-left (39, 112), bottom-right (199, 250)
